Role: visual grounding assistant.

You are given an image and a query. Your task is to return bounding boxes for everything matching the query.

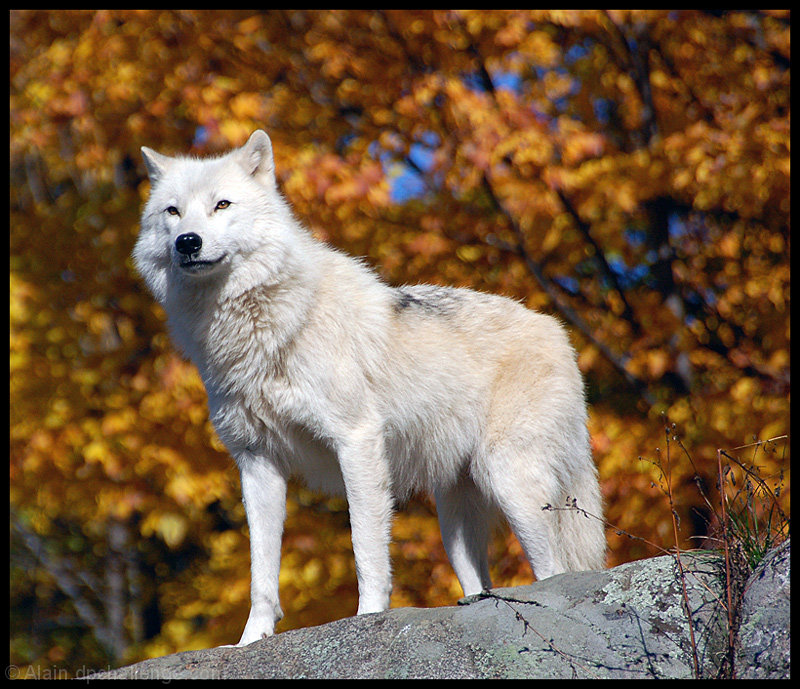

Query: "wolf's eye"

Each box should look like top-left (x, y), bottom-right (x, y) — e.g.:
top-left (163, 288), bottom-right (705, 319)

top-left (166, 206), bottom-right (180, 216)
top-left (215, 200), bottom-right (231, 210)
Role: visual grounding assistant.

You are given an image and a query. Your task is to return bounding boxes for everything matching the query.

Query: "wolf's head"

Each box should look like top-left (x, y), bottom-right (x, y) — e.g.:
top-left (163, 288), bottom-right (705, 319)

top-left (134, 130), bottom-right (297, 304)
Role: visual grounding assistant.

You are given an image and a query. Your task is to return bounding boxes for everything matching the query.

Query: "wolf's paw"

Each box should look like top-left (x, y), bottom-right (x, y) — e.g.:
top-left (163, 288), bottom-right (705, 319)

top-left (236, 613), bottom-right (277, 646)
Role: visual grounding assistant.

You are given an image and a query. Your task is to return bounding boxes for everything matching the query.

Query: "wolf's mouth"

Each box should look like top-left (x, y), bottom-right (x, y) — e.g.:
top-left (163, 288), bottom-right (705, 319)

top-left (178, 254), bottom-right (228, 271)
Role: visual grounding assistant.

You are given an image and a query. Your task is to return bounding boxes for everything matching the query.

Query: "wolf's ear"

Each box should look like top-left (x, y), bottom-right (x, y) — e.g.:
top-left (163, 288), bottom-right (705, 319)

top-left (141, 147), bottom-right (173, 186)
top-left (238, 130), bottom-right (275, 186)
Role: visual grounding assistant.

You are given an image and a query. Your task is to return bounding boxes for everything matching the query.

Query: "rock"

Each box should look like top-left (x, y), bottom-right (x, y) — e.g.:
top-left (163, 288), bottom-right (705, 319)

top-left (88, 549), bottom-right (732, 679)
top-left (735, 539), bottom-right (790, 679)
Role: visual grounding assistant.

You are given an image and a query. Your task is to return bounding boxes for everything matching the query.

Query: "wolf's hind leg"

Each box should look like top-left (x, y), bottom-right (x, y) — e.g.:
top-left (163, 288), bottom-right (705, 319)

top-left (435, 474), bottom-right (494, 596)
top-left (480, 444), bottom-right (567, 581)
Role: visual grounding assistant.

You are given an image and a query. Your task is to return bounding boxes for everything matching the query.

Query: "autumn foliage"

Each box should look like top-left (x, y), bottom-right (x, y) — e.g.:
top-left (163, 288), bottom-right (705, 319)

top-left (10, 10), bottom-right (789, 676)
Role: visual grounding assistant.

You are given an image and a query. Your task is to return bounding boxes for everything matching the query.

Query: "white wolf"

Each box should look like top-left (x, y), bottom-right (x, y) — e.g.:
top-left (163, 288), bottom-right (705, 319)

top-left (133, 130), bottom-right (606, 645)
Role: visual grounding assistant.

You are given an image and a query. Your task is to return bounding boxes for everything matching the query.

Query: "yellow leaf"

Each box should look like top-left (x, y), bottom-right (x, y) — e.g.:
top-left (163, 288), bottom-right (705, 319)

top-left (301, 558), bottom-right (323, 586)
top-left (230, 92), bottom-right (262, 120)
top-left (759, 420), bottom-right (786, 442)
top-left (141, 511), bottom-right (189, 549)
top-left (541, 226), bottom-right (561, 254)
top-left (646, 349), bottom-right (670, 378)
top-left (730, 377), bottom-right (756, 402)
top-left (456, 245), bottom-right (482, 262)
top-left (83, 440), bottom-right (107, 464)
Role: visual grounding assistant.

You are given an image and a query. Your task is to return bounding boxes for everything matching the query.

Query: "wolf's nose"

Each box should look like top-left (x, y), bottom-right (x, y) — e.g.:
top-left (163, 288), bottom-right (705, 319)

top-left (175, 233), bottom-right (202, 255)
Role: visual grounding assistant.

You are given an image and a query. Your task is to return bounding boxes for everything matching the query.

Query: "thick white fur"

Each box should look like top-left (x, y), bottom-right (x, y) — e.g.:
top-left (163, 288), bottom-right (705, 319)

top-left (133, 131), bottom-right (606, 646)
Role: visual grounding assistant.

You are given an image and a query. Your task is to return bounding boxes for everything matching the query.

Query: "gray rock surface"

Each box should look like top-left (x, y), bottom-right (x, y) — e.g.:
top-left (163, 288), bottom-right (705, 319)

top-left (735, 539), bottom-right (790, 679)
top-left (90, 548), bottom-right (745, 679)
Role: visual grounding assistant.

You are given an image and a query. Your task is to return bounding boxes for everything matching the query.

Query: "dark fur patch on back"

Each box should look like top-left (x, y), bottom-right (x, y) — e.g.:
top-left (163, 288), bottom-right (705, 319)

top-left (392, 285), bottom-right (462, 316)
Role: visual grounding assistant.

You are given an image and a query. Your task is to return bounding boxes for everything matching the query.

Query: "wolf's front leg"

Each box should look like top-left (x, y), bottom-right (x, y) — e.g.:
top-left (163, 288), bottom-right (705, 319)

top-left (236, 453), bottom-right (288, 646)
top-left (338, 428), bottom-right (394, 615)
